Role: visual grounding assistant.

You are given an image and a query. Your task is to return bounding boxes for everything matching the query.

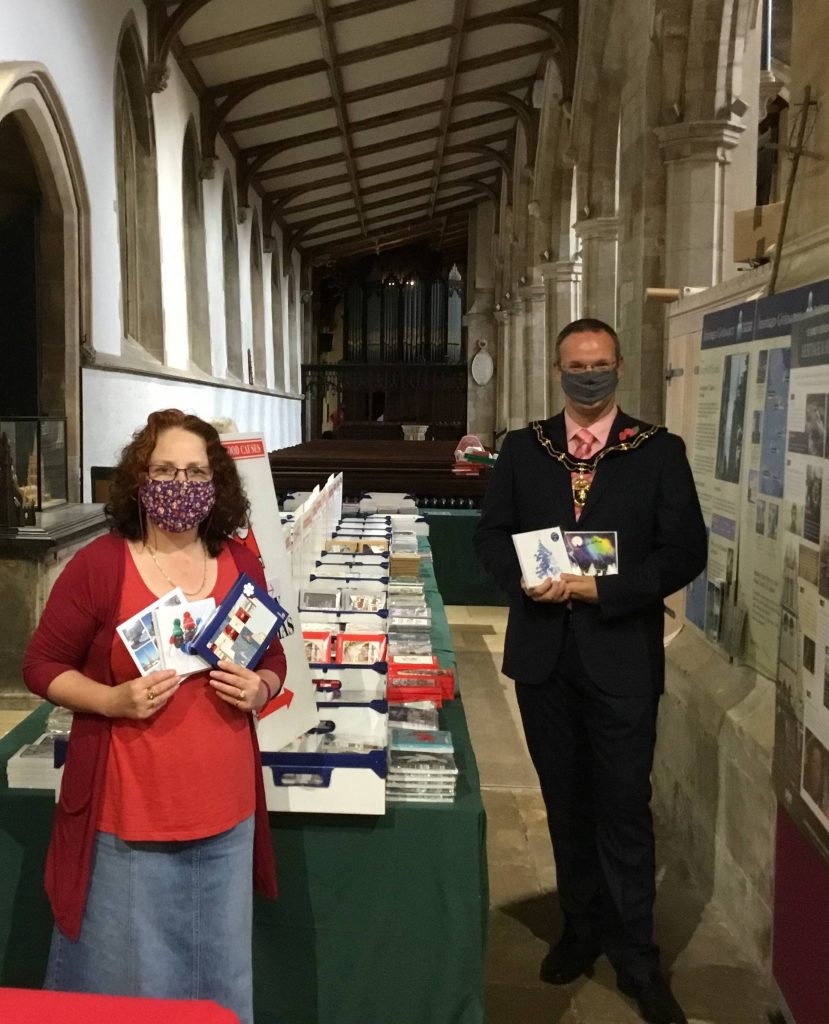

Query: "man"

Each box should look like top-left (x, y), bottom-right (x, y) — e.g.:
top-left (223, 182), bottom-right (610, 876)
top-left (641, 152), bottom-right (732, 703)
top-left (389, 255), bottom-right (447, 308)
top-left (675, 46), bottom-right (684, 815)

top-left (474, 318), bottom-right (706, 1024)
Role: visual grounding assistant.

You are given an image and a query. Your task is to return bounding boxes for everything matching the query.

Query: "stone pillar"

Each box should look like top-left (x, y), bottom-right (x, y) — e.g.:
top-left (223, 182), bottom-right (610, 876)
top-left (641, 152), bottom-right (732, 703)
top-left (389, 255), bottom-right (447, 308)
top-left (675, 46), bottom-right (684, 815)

top-left (521, 283), bottom-right (548, 422)
top-left (507, 297), bottom-right (527, 430)
top-left (542, 259), bottom-right (582, 414)
top-left (493, 309), bottom-right (511, 438)
top-left (655, 120), bottom-right (745, 287)
top-left (574, 216), bottom-right (619, 325)
top-left (464, 289), bottom-right (496, 445)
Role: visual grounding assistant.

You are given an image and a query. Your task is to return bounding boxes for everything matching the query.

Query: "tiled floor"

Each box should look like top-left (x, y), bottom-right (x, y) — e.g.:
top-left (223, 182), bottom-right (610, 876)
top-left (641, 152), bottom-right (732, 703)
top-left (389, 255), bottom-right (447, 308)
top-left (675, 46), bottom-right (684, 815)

top-left (447, 604), bottom-right (781, 1024)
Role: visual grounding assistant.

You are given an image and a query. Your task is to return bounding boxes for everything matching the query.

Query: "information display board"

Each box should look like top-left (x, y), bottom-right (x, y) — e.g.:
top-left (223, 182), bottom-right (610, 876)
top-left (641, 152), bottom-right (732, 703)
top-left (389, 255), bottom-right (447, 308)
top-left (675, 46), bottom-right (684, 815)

top-left (687, 281), bottom-right (829, 862)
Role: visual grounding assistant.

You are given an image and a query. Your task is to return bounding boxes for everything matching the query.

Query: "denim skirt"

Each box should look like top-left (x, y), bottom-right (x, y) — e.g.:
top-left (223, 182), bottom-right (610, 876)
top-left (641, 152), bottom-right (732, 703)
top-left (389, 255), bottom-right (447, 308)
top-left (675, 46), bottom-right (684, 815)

top-left (46, 815), bottom-right (254, 1024)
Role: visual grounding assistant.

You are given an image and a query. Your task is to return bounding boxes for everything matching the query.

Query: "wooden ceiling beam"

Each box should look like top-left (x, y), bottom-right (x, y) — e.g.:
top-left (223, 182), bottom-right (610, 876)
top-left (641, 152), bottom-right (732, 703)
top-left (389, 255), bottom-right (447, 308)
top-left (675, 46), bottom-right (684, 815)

top-left (282, 162), bottom-right (499, 214)
top-left (285, 171), bottom-right (497, 226)
top-left (184, 0), bottom-right (559, 60)
top-left (227, 97), bottom-right (336, 134)
top-left (312, 0), bottom-right (367, 235)
top-left (262, 129), bottom-right (511, 179)
top-left (207, 36), bottom-right (550, 103)
top-left (228, 72), bottom-right (533, 140)
top-left (427, 0), bottom-right (468, 220)
top-left (306, 211), bottom-right (471, 256)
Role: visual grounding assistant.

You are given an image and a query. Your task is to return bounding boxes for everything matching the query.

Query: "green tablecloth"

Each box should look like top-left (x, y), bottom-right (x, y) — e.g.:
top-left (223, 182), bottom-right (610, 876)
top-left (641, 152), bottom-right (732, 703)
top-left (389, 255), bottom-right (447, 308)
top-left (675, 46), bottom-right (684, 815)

top-left (425, 510), bottom-right (508, 607)
top-left (0, 566), bottom-right (487, 1024)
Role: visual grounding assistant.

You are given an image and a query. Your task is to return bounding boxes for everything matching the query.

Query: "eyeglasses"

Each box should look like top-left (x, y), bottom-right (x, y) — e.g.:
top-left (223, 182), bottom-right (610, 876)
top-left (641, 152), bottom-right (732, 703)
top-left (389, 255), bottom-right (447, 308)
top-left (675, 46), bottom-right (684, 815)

top-left (146, 464), bottom-right (214, 483)
top-left (560, 361), bottom-right (617, 374)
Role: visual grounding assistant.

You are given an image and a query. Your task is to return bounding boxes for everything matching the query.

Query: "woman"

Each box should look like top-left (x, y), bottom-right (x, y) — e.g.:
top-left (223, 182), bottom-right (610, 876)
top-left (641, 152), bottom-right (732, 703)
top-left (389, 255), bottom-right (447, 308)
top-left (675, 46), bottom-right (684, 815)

top-left (23, 409), bottom-right (286, 1023)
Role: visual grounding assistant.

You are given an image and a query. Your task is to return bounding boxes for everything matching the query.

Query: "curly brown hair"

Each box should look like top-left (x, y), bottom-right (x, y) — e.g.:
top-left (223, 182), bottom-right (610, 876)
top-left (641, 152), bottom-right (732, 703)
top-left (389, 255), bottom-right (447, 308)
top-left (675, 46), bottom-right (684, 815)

top-left (106, 409), bottom-right (250, 556)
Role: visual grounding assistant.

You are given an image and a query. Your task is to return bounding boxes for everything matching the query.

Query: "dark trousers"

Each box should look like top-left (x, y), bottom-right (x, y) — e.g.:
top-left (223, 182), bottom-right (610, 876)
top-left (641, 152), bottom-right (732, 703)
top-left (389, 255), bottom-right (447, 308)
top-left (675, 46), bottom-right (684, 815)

top-left (515, 627), bottom-right (660, 977)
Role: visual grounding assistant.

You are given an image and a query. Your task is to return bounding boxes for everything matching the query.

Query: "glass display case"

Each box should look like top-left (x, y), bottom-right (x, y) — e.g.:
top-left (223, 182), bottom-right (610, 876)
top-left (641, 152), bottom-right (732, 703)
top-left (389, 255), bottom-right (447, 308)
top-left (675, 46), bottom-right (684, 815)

top-left (0, 417), bottom-right (67, 510)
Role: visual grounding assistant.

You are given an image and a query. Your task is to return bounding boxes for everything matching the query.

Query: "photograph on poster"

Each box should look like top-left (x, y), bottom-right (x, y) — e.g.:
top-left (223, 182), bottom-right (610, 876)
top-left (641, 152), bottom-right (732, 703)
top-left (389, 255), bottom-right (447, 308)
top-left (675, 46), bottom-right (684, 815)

top-left (783, 542), bottom-right (798, 607)
top-left (751, 410), bottom-right (763, 445)
top-left (804, 636), bottom-right (817, 675)
top-left (779, 612), bottom-right (798, 671)
top-left (819, 536), bottom-right (829, 599)
top-left (755, 499), bottom-right (766, 535)
top-left (802, 729), bottom-right (829, 819)
top-left (756, 349), bottom-right (768, 383)
top-left (704, 580), bottom-right (723, 642)
top-left (768, 503), bottom-right (779, 540)
top-left (747, 469), bottom-right (758, 504)
top-left (805, 464), bottom-right (823, 543)
top-left (758, 347), bottom-right (789, 498)
top-left (824, 650), bottom-right (829, 710)
top-left (799, 544), bottom-right (819, 586)
top-left (715, 352), bottom-right (749, 484)
top-left (805, 393), bottom-right (828, 456)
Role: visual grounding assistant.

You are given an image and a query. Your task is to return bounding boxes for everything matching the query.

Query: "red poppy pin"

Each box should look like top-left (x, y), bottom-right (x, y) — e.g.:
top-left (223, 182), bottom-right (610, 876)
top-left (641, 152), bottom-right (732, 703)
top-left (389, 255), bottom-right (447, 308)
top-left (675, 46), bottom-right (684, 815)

top-left (618, 426), bottom-right (639, 441)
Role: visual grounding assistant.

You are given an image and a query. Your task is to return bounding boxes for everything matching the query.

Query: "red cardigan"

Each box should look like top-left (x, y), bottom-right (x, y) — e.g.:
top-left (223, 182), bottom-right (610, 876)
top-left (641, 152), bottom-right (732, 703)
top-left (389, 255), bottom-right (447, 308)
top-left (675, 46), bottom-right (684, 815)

top-left (23, 532), bottom-right (286, 940)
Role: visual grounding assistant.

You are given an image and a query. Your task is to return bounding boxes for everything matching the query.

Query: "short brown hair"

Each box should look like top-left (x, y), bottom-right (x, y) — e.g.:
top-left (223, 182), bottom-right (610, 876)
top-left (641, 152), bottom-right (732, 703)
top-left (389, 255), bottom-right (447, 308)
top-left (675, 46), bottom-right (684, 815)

top-left (106, 409), bottom-right (250, 556)
top-left (555, 318), bottom-right (621, 365)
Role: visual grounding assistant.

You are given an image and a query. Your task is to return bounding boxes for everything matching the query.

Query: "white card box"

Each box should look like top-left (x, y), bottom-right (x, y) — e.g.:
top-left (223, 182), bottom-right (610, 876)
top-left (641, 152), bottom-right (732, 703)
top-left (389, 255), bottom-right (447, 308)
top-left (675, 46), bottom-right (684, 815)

top-left (511, 526), bottom-right (569, 588)
top-left (6, 733), bottom-right (63, 794)
top-left (261, 704), bottom-right (387, 815)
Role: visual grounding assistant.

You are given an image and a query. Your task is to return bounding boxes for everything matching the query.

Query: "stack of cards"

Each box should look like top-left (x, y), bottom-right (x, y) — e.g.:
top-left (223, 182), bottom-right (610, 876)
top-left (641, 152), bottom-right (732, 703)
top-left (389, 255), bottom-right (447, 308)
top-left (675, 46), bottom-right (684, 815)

top-left (116, 588), bottom-right (216, 677)
top-left (6, 734), bottom-right (61, 790)
top-left (386, 738), bottom-right (458, 803)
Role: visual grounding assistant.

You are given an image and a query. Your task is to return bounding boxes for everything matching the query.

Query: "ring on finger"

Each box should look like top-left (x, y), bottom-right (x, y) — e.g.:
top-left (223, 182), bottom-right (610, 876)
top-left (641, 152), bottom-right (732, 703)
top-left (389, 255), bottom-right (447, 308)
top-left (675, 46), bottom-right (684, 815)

top-left (237, 687), bottom-right (244, 701)
top-left (148, 689), bottom-right (156, 702)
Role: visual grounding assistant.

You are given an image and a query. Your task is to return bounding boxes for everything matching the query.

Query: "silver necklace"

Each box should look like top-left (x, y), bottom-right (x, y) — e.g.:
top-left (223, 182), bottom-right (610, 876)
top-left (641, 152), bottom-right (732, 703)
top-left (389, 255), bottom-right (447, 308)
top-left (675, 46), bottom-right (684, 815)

top-left (146, 542), bottom-right (208, 598)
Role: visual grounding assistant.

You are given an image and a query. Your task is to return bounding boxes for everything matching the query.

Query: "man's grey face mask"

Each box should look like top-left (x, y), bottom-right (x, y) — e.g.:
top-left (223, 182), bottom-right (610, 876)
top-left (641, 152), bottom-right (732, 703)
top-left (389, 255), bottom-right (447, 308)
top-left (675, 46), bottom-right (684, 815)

top-left (560, 368), bottom-right (619, 405)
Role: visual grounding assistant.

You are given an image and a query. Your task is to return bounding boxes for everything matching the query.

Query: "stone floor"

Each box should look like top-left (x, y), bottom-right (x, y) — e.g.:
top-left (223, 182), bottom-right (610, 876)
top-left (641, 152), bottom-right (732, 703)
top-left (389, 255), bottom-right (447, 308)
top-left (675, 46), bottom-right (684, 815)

top-left (447, 604), bottom-right (782, 1024)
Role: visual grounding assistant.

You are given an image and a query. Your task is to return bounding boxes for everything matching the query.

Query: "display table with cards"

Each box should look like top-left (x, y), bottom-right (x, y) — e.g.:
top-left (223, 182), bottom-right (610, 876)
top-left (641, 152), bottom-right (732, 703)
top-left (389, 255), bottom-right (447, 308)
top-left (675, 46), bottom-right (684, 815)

top-left (0, 549), bottom-right (487, 1024)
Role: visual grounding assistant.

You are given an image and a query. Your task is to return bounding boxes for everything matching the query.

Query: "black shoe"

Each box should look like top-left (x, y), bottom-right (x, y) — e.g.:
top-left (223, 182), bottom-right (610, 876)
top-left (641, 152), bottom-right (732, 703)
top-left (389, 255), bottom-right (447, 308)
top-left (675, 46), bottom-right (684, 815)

top-left (616, 970), bottom-right (687, 1024)
top-left (539, 936), bottom-right (601, 985)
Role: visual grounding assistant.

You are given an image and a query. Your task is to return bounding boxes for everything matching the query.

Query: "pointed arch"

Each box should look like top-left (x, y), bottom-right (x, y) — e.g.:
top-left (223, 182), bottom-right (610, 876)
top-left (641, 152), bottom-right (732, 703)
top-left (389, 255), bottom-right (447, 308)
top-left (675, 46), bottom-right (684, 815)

top-left (0, 62), bottom-right (89, 501)
top-left (270, 250), bottom-right (284, 389)
top-left (182, 117), bottom-right (210, 371)
top-left (221, 171), bottom-right (242, 378)
top-left (287, 266), bottom-right (298, 392)
top-left (249, 209), bottom-right (266, 386)
top-left (114, 15), bottom-right (163, 359)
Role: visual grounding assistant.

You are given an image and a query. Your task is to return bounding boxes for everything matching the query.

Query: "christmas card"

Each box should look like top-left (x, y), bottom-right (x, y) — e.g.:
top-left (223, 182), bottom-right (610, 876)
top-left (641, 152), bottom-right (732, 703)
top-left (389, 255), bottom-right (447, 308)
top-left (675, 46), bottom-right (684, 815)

top-left (512, 526), bottom-right (570, 588)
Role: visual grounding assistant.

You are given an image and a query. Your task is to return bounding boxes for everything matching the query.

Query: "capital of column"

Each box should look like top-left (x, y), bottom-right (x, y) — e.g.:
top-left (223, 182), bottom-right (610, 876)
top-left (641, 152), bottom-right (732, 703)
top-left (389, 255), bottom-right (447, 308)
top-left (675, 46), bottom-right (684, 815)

top-left (574, 216), bottom-right (619, 243)
top-left (540, 260), bottom-right (583, 286)
top-left (493, 309), bottom-right (510, 325)
top-left (519, 283), bottom-right (546, 305)
top-left (654, 119), bottom-right (746, 163)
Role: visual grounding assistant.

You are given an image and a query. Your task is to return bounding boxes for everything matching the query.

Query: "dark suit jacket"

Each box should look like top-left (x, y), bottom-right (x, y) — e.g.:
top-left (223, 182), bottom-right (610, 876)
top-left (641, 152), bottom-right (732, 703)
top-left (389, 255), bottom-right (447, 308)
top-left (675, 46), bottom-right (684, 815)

top-left (473, 410), bottom-right (707, 695)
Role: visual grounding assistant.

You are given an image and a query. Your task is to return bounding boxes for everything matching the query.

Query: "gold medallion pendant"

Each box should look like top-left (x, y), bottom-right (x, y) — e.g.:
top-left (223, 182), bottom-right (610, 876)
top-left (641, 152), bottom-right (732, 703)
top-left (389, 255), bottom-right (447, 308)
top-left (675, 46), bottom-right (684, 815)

top-left (572, 468), bottom-right (592, 508)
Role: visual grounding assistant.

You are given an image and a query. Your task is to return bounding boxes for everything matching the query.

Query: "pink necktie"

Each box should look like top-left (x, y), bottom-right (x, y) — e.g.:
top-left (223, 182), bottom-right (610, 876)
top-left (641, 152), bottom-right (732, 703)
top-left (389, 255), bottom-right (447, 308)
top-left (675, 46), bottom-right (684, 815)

top-left (570, 429), bottom-right (595, 520)
top-left (572, 428), bottom-right (595, 460)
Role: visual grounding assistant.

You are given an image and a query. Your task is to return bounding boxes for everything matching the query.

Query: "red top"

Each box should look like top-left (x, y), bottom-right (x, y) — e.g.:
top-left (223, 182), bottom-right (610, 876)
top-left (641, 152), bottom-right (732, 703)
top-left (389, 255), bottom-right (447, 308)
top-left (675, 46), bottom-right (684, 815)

top-left (22, 532), bottom-right (286, 940)
top-left (98, 546), bottom-right (255, 840)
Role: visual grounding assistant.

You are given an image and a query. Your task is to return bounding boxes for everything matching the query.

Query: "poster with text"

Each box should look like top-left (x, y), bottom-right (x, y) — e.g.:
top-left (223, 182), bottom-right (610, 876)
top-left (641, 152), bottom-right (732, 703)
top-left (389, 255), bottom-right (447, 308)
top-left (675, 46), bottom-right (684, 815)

top-left (220, 434), bottom-right (318, 751)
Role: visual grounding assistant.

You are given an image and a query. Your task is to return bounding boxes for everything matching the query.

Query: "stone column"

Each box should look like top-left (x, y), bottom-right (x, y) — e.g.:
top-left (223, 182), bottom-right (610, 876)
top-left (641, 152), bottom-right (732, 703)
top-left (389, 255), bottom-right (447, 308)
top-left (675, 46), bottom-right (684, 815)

top-left (493, 309), bottom-right (511, 438)
top-left (507, 297), bottom-right (527, 430)
top-left (464, 289), bottom-right (496, 445)
top-left (542, 259), bottom-right (582, 413)
top-left (573, 216), bottom-right (619, 326)
top-left (521, 283), bottom-right (549, 422)
top-left (655, 120), bottom-right (745, 287)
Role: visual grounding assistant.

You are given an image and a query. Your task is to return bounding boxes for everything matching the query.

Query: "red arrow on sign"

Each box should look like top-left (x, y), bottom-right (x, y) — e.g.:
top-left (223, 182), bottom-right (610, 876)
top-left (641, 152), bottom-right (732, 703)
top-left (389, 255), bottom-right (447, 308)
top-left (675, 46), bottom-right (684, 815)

top-left (258, 687), bottom-right (294, 720)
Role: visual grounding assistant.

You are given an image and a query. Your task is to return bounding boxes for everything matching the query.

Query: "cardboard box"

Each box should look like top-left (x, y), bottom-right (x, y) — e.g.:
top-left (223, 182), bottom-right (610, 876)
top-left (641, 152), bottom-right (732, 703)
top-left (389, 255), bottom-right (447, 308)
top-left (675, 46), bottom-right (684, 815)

top-left (733, 202), bottom-right (783, 263)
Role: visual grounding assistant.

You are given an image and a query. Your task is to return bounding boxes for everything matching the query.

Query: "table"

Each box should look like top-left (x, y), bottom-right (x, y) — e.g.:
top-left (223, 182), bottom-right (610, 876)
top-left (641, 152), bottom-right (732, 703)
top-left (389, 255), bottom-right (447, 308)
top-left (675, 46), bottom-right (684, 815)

top-left (0, 564), bottom-right (487, 1024)
top-left (426, 509), bottom-right (507, 607)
